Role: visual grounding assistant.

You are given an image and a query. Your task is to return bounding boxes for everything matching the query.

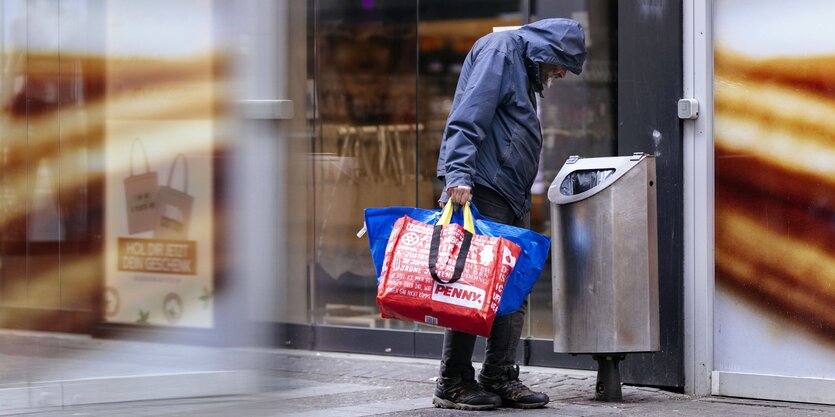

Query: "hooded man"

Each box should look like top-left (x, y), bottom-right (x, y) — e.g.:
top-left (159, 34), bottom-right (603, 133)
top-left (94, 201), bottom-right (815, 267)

top-left (433, 18), bottom-right (587, 411)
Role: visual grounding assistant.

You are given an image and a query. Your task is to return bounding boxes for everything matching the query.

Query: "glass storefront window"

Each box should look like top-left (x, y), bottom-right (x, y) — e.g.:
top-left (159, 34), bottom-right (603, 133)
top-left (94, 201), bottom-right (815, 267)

top-left (0, 0), bottom-right (235, 403)
top-left (414, 1), bottom-right (524, 332)
top-left (310, 1), bottom-right (419, 329)
top-left (307, 1), bottom-right (618, 339)
top-left (309, 1), bottom-right (529, 331)
top-left (527, 0), bottom-right (618, 339)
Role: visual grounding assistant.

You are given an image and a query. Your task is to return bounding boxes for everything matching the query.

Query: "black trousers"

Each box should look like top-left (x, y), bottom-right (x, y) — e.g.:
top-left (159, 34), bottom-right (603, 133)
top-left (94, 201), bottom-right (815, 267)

top-left (440, 185), bottom-right (530, 379)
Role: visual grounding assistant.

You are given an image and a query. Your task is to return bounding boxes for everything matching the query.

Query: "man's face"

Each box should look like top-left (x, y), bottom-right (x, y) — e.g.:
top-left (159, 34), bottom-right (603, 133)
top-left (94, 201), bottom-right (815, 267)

top-left (540, 63), bottom-right (568, 88)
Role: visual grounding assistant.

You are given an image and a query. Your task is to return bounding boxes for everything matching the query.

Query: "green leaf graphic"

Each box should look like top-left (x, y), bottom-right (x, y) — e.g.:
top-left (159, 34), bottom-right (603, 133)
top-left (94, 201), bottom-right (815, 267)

top-left (137, 310), bottom-right (150, 324)
top-left (199, 287), bottom-right (213, 309)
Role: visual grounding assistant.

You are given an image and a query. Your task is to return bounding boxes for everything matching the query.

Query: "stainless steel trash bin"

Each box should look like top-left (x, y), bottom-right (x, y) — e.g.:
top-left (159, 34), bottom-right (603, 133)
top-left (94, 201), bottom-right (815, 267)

top-left (548, 153), bottom-right (659, 354)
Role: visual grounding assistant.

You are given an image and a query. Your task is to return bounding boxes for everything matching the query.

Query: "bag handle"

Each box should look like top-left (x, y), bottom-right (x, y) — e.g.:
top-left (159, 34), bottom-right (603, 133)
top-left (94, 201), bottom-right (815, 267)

top-left (165, 154), bottom-right (189, 193)
top-left (428, 201), bottom-right (475, 285)
top-left (130, 139), bottom-right (151, 176)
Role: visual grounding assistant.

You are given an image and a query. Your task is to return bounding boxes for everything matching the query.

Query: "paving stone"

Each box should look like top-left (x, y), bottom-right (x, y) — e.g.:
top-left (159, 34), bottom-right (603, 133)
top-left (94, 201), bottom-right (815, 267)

top-left (2, 336), bottom-right (834, 417)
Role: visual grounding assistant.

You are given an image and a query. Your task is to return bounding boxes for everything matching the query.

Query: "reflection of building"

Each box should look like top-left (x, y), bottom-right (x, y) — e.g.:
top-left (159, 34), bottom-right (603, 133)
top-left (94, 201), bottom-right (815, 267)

top-left (0, 0), bottom-right (832, 410)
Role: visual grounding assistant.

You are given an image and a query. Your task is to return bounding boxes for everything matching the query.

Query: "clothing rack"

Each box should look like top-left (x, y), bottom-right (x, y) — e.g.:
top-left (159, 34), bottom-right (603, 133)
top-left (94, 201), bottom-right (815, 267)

top-left (335, 123), bottom-right (424, 185)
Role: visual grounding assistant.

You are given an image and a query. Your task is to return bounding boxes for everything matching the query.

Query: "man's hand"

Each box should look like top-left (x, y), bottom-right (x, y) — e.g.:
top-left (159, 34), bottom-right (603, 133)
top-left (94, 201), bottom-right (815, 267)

top-left (447, 186), bottom-right (472, 206)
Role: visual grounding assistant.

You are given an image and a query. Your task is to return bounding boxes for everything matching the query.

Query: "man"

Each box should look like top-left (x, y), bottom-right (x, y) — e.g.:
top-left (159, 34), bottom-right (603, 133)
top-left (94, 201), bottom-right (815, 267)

top-left (433, 18), bottom-right (586, 411)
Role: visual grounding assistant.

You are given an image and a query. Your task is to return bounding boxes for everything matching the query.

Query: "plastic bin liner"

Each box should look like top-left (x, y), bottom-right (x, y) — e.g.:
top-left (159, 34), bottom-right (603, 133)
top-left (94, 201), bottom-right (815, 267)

top-left (559, 169), bottom-right (615, 196)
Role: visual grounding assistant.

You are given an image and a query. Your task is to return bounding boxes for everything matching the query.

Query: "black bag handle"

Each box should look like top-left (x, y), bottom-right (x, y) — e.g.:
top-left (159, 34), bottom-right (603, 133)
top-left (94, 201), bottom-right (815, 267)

top-left (428, 226), bottom-right (472, 284)
top-left (428, 201), bottom-right (474, 284)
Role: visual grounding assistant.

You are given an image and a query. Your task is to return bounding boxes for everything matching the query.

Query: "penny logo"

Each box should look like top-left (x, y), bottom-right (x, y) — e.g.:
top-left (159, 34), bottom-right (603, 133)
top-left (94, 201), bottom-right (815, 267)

top-left (432, 282), bottom-right (485, 309)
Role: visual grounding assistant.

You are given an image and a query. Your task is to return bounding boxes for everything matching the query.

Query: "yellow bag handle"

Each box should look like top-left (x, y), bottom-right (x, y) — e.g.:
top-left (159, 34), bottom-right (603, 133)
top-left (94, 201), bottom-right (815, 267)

top-left (430, 200), bottom-right (476, 284)
top-left (438, 201), bottom-right (475, 234)
top-left (463, 201), bottom-right (474, 233)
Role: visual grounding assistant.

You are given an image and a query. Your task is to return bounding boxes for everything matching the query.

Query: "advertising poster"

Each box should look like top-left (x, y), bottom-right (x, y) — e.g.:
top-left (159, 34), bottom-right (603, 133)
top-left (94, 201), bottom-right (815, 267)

top-left (103, 1), bottom-right (219, 328)
top-left (714, 0), bottom-right (835, 380)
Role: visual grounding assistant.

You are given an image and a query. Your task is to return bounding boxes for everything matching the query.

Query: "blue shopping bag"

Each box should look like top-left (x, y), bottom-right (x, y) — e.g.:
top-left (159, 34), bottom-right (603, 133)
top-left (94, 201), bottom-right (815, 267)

top-left (364, 203), bottom-right (550, 317)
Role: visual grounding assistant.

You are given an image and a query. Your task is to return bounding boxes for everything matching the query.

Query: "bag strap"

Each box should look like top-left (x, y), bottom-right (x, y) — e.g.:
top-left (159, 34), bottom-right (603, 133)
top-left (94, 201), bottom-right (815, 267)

top-left (428, 201), bottom-right (475, 285)
top-left (130, 138), bottom-right (151, 176)
top-left (436, 199), bottom-right (475, 231)
top-left (166, 154), bottom-right (189, 193)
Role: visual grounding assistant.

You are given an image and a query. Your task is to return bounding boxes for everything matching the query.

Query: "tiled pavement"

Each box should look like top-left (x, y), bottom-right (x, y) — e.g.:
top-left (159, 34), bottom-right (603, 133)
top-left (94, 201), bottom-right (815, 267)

top-left (1, 333), bottom-right (833, 416)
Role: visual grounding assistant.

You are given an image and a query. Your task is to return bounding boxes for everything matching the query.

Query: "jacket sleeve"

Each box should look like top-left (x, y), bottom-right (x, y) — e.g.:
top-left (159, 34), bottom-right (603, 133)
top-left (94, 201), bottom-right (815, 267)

top-left (442, 49), bottom-right (510, 189)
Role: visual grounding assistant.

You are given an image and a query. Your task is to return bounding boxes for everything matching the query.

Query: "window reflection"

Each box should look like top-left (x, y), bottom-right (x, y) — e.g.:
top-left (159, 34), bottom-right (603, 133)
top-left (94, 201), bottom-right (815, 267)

top-left (0, 0), bottom-right (220, 329)
top-left (309, 1), bottom-right (617, 339)
top-left (527, 1), bottom-right (618, 339)
top-left (415, 5), bottom-right (524, 335)
top-left (312, 2), bottom-right (419, 329)
top-left (0, 0), bottom-right (101, 315)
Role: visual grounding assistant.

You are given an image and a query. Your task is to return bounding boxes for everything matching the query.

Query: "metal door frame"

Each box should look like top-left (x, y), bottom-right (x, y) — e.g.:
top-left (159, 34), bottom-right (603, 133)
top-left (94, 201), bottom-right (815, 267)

top-left (682, 0), bottom-right (714, 398)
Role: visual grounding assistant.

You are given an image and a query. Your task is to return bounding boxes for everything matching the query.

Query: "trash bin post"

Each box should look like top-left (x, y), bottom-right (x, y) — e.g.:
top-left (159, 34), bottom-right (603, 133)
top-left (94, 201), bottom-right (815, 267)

top-left (593, 354), bottom-right (626, 402)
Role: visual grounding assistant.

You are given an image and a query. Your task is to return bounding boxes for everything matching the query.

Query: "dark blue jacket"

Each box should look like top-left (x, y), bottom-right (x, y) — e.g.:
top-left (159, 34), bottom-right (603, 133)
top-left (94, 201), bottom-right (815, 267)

top-left (436, 18), bottom-right (586, 218)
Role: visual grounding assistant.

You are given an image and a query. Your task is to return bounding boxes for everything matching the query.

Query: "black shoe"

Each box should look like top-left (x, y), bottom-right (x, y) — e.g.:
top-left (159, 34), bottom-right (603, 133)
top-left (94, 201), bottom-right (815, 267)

top-left (433, 366), bottom-right (502, 411)
top-left (479, 364), bottom-right (549, 409)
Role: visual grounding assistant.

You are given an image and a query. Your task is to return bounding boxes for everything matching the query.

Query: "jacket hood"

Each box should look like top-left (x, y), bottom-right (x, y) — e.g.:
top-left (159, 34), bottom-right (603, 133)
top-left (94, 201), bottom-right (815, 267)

top-left (516, 18), bottom-right (587, 90)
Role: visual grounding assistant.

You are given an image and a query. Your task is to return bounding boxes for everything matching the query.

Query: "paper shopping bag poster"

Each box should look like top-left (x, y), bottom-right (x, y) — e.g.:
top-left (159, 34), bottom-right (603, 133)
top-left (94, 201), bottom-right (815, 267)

top-left (124, 139), bottom-right (159, 234)
top-left (105, 120), bottom-right (214, 329)
top-left (155, 154), bottom-right (194, 240)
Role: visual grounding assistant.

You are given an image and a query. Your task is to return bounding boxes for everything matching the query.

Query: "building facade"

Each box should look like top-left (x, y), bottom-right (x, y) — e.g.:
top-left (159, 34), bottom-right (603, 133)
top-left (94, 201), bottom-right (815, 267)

top-left (0, 0), bottom-right (831, 405)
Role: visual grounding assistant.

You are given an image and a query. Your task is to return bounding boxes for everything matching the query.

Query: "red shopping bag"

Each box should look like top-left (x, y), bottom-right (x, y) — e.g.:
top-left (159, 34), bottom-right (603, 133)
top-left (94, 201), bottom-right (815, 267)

top-left (376, 202), bottom-right (521, 336)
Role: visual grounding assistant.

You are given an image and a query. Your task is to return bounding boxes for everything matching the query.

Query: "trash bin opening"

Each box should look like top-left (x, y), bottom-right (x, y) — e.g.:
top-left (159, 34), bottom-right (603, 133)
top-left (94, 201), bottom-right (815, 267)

top-left (559, 168), bottom-right (616, 196)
